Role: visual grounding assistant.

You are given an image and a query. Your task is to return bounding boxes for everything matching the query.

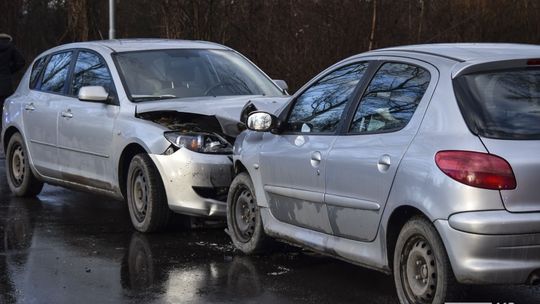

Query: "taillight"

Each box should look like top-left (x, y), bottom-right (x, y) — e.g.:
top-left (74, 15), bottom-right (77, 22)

top-left (435, 151), bottom-right (516, 190)
top-left (527, 59), bottom-right (540, 66)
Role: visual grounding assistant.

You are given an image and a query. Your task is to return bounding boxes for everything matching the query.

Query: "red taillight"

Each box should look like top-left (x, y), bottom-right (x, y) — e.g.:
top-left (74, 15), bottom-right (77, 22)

top-left (435, 151), bottom-right (516, 190)
top-left (527, 59), bottom-right (540, 66)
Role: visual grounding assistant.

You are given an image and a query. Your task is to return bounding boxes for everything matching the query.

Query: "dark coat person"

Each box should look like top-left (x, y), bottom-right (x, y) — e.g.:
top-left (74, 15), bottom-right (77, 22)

top-left (0, 33), bottom-right (25, 100)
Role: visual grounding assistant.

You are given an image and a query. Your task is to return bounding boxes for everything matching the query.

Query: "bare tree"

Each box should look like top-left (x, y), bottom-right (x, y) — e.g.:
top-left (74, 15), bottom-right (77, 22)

top-left (3, 0), bottom-right (540, 91)
top-left (66, 0), bottom-right (90, 41)
top-left (368, 0), bottom-right (378, 50)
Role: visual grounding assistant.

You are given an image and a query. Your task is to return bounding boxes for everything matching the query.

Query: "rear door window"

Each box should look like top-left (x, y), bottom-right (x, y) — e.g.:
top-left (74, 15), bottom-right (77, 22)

top-left (350, 62), bottom-right (430, 133)
top-left (455, 68), bottom-right (540, 139)
top-left (40, 51), bottom-right (73, 94)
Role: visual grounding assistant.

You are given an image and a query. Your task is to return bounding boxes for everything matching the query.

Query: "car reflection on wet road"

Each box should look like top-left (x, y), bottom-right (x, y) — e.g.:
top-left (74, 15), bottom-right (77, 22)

top-left (0, 161), bottom-right (539, 304)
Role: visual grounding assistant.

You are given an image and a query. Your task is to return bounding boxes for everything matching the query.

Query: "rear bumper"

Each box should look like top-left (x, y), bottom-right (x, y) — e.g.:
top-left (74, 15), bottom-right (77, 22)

top-left (149, 148), bottom-right (232, 218)
top-left (436, 211), bottom-right (540, 285)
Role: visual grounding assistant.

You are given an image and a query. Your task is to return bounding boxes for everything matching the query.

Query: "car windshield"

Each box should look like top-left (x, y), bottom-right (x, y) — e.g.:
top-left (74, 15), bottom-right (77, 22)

top-left (454, 68), bottom-right (540, 140)
top-left (114, 49), bottom-right (283, 101)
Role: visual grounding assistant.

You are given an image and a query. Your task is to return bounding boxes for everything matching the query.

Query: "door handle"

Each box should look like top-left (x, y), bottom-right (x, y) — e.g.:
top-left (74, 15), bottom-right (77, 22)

top-left (377, 154), bottom-right (391, 172)
top-left (310, 151), bottom-right (322, 167)
top-left (61, 109), bottom-right (73, 119)
top-left (24, 103), bottom-right (35, 111)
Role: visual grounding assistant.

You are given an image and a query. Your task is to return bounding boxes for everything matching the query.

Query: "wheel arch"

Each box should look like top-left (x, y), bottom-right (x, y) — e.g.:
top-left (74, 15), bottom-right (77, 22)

top-left (385, 205), bottom-right (428, 269)
top-left (118, 143), bottom-right (148, 199)
top-left (234, 160), bottom-right (249, 176)
top-left (3, 126), bottom-right (21, 153)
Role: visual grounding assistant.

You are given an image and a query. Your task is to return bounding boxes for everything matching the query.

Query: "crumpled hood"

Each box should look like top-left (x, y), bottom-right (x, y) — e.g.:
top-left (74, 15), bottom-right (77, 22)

top-left (135, 95), bottom-right (289, 137)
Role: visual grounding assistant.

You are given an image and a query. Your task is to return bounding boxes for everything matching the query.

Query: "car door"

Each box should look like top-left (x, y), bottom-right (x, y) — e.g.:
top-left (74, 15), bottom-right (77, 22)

top-left (325, 60), bottom-right (436, 241)
top-left (23, 51), bottom-right (74, 178)
top-left (57, 50), bottom-right (119, 190)
top-left (259, 62), bottom-right (370, 233)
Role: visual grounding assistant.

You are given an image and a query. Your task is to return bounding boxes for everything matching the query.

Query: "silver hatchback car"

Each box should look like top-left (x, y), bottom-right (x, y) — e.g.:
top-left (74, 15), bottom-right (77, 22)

top-left (2, 39), bottom-right (287, 232)
top-left (228, 44), bottom-right (540, 304)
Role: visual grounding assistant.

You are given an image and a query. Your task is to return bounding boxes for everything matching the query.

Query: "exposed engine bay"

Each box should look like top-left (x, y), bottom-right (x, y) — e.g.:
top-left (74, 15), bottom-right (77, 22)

top-left (137, 111), bottom-right (240, 144)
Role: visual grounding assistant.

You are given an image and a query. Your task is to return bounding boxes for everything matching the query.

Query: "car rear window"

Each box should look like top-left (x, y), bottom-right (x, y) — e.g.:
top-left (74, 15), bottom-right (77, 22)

top-left (454, 68), bottom-right (540, 140)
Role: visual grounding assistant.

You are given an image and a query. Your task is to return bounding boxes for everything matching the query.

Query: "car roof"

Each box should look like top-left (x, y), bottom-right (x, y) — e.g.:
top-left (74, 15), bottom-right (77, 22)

top-left (41, 39), bottom-right (230, 55)
top-left (369, 43), bottom-right (540, 63)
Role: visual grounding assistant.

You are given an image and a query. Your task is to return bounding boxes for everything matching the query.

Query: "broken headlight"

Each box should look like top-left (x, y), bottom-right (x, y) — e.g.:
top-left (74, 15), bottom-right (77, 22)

top-left (164, 132), bottom-right (232, 154)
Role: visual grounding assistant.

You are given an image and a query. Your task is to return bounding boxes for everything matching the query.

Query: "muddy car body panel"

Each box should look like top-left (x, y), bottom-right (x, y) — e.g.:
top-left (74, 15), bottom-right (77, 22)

top-left (2, 39), bottom-right (288, 231)
top-left (232, 44), bottom-right (540, 292)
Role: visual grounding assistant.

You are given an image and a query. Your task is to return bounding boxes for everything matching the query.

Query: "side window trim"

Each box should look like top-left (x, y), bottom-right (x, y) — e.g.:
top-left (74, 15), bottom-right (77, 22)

top-left (61, 50), bottom-right (77, 96)
top-left (29, 56), bottom-right (47, 90)
top-left (336, 61), bottom-right (382, 134)
top-left (278, 60), bottom-right (377, 136)
top-left (66, 49), bottom-right (80, 97)
top-left (33, 55), bottom-right (51, 91)
top-left (343, 60), bottom-right (433, 135)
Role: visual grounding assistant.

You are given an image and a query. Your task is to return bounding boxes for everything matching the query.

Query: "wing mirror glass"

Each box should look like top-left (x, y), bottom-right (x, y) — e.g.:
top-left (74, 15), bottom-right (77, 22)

top-left (246, 111), bottom-right (277, 132)
top-left (78, 86), bottom-right (109, 103)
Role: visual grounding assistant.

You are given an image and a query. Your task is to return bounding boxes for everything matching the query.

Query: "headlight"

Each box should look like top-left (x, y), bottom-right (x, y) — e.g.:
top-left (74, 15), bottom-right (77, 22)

top-left (164, 132), bottom-right (232, 154)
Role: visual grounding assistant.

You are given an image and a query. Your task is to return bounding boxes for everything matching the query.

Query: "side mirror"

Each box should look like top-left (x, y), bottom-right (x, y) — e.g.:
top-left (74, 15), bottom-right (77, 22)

top-left (78, 86), bottom-right (109, 102)
top-left (246, 111), bottom-right (277, 132)
top-left (273, 79), bottom-right (289, 93)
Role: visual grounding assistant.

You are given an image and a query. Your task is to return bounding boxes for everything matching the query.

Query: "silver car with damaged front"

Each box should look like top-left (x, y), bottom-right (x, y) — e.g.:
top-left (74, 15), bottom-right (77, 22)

top-left (1, 39), bottom-right (288, 232)
top-left (229, 44), bottom-right (540, 304)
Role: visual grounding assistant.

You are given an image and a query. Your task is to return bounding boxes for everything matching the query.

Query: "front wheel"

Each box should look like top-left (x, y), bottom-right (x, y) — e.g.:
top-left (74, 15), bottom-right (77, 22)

top-left (393, 216), bottom-right (458, 304)
top-left (126, 154), bottom-right (171, 233)
top-left (6, 132), bottom-right (43, 197)
top-left (227, 172), bottom-right (274, 254)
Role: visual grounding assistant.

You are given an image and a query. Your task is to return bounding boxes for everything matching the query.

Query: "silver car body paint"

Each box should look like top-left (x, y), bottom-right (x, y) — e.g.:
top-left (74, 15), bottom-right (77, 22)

top-left (234, 43), bottom-right (540, 284)
top-left (2, 39), bottom-right (288, 218)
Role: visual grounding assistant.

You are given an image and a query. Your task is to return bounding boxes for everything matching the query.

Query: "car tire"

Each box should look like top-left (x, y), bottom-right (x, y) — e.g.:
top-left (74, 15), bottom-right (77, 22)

top-left (5, 132), bottom-right (44, 197)
top-left (227, 172), bottom-right (273, 254)
top-left (393, 216), bottom-right (458, 304)
top-left (126, 154), bottom-right (171, 233)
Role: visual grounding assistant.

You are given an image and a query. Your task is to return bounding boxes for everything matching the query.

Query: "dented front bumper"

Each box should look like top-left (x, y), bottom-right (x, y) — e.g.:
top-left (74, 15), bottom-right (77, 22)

top-left (149, 148), bottom-right (232, 217)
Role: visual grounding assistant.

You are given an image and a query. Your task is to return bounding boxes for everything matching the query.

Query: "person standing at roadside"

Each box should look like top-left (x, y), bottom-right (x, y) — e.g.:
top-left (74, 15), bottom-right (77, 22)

top-left (0, 33), bottom-right (25, 128)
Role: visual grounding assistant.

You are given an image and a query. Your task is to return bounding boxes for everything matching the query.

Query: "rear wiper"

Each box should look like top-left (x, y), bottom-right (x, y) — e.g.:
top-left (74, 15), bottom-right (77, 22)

top-left (132, 94), bottom-right (177, 101)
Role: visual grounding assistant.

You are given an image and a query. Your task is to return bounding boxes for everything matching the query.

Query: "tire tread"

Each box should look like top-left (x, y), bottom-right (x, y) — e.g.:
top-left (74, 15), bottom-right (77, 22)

top-left (227, 172), bottom-right (275, 254)
top-left (127, 154), bottom-right (170, 232)
top-left (393, 216), bottom-right (460, 304)
top-left (6, 132), bottom-right (44, 197)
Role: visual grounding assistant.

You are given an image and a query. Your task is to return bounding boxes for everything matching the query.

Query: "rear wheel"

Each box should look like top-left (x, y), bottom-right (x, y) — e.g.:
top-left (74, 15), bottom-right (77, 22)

top-left (227, 172), bottom-right (273, 254)
top-left (126, 154), bottom-right (171, 232)
top-left (394, 216), bottom-right (457, 304)
top-left (6, 132), bottom-right (43, 197)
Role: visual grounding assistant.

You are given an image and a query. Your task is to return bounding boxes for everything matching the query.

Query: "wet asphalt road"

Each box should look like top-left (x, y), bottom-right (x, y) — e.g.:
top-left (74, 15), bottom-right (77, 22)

top-left (0, 160), bottom-right (539, 304)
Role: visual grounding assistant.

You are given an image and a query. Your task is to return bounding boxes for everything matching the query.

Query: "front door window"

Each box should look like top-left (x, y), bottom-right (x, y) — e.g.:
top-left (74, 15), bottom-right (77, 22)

top-left (284, 62), bottom-right (369, 133)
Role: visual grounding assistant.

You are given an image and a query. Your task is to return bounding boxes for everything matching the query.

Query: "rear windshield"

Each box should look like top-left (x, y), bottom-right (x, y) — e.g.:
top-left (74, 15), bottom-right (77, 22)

top-left (454, 68), bottom-right (540, 140)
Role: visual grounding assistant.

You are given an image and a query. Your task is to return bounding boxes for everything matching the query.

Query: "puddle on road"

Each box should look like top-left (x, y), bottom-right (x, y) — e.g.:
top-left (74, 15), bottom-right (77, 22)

top-left (0, 161), bottom-right (539, 303)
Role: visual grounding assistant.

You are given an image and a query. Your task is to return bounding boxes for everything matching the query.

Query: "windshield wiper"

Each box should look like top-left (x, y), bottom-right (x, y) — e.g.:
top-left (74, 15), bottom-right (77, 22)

top-left (132, 94), bottom-right (177, 102)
